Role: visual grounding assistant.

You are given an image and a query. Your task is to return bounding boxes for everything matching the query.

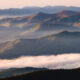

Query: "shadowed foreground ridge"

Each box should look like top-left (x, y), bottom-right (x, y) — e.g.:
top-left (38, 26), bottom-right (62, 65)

top-left (0, 67), bottom-right (47, 78)
top-left (1, 69), bottom-right (80, 80)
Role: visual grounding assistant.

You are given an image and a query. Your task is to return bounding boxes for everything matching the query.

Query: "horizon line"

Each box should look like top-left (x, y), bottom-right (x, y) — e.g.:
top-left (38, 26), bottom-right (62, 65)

top-left (0, 5), bottom-right (80, 10)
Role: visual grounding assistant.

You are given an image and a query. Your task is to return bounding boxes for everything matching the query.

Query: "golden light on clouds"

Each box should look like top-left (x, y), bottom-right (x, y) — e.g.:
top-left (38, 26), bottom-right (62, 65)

top-left (0, 0), bottom-right (80, 9)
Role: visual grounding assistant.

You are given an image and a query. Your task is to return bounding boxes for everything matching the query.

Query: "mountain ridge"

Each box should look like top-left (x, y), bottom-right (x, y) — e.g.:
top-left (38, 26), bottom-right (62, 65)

top-left (0, 6), bottom-right (80, 16)
top-left (0, 31), bottom-right (80, 59)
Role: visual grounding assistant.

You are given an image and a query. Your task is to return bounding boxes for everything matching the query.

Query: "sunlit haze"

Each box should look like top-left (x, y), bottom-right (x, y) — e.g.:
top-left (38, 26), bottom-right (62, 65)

top-left (0, 0), bottom-right (80, 9)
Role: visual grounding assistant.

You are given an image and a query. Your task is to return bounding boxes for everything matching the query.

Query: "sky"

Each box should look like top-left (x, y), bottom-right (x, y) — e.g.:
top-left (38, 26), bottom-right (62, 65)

top-left (0, 0), bottom-right (80, 9)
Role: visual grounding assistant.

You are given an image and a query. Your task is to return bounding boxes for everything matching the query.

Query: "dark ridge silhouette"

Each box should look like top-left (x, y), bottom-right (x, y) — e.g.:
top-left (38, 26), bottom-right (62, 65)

top-left (1, 69), bottom-right (80, 80)
top-left (0, 67), bottom-right (47, 78)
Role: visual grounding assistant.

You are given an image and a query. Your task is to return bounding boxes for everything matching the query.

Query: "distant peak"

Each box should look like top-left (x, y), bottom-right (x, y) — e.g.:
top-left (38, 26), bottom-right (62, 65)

top-left (56, 31), bottom-right (80, 36)
top-left (61, 31), bottom-right (69, 33)
top-left (30, 12), bottom-right (46, 18)
top-left (58, 10), bottom-right (76, 13)
top-left (36, 12), bottom-right (47, 15)
top-left (56, 10), bottom-right (77, 15)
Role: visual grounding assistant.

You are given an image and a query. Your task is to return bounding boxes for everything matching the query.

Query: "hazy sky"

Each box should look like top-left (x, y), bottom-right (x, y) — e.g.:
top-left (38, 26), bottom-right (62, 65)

top-left (0, 0), bottom-right (80, 9)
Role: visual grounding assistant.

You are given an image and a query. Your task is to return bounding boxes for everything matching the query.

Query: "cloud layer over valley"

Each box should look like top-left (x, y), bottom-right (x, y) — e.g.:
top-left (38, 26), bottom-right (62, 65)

top-left (0, 53), bottom-right (80, 69)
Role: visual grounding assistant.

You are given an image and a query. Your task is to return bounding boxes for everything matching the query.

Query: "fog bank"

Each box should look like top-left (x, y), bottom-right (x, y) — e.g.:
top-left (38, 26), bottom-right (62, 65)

top-left (0, 53), bottom-right (80, 69)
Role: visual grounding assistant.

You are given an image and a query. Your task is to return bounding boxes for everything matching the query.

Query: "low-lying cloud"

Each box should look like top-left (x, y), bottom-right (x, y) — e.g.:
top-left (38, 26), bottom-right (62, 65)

top-left (0, 53), bottom-right (80, 69)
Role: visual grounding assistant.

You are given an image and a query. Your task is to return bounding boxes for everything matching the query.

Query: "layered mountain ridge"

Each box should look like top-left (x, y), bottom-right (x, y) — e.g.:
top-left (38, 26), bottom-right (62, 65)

top-left (0, 10), bottom-right (80, 58)
top-left (0, 10), bottom-right (79, 28)
top-left (0, 10), bottom-right (80, 43)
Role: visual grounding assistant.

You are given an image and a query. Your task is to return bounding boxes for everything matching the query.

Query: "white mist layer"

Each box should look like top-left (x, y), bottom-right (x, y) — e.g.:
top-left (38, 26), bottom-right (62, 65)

top-left (0, 54), bottom-right (80, 69)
